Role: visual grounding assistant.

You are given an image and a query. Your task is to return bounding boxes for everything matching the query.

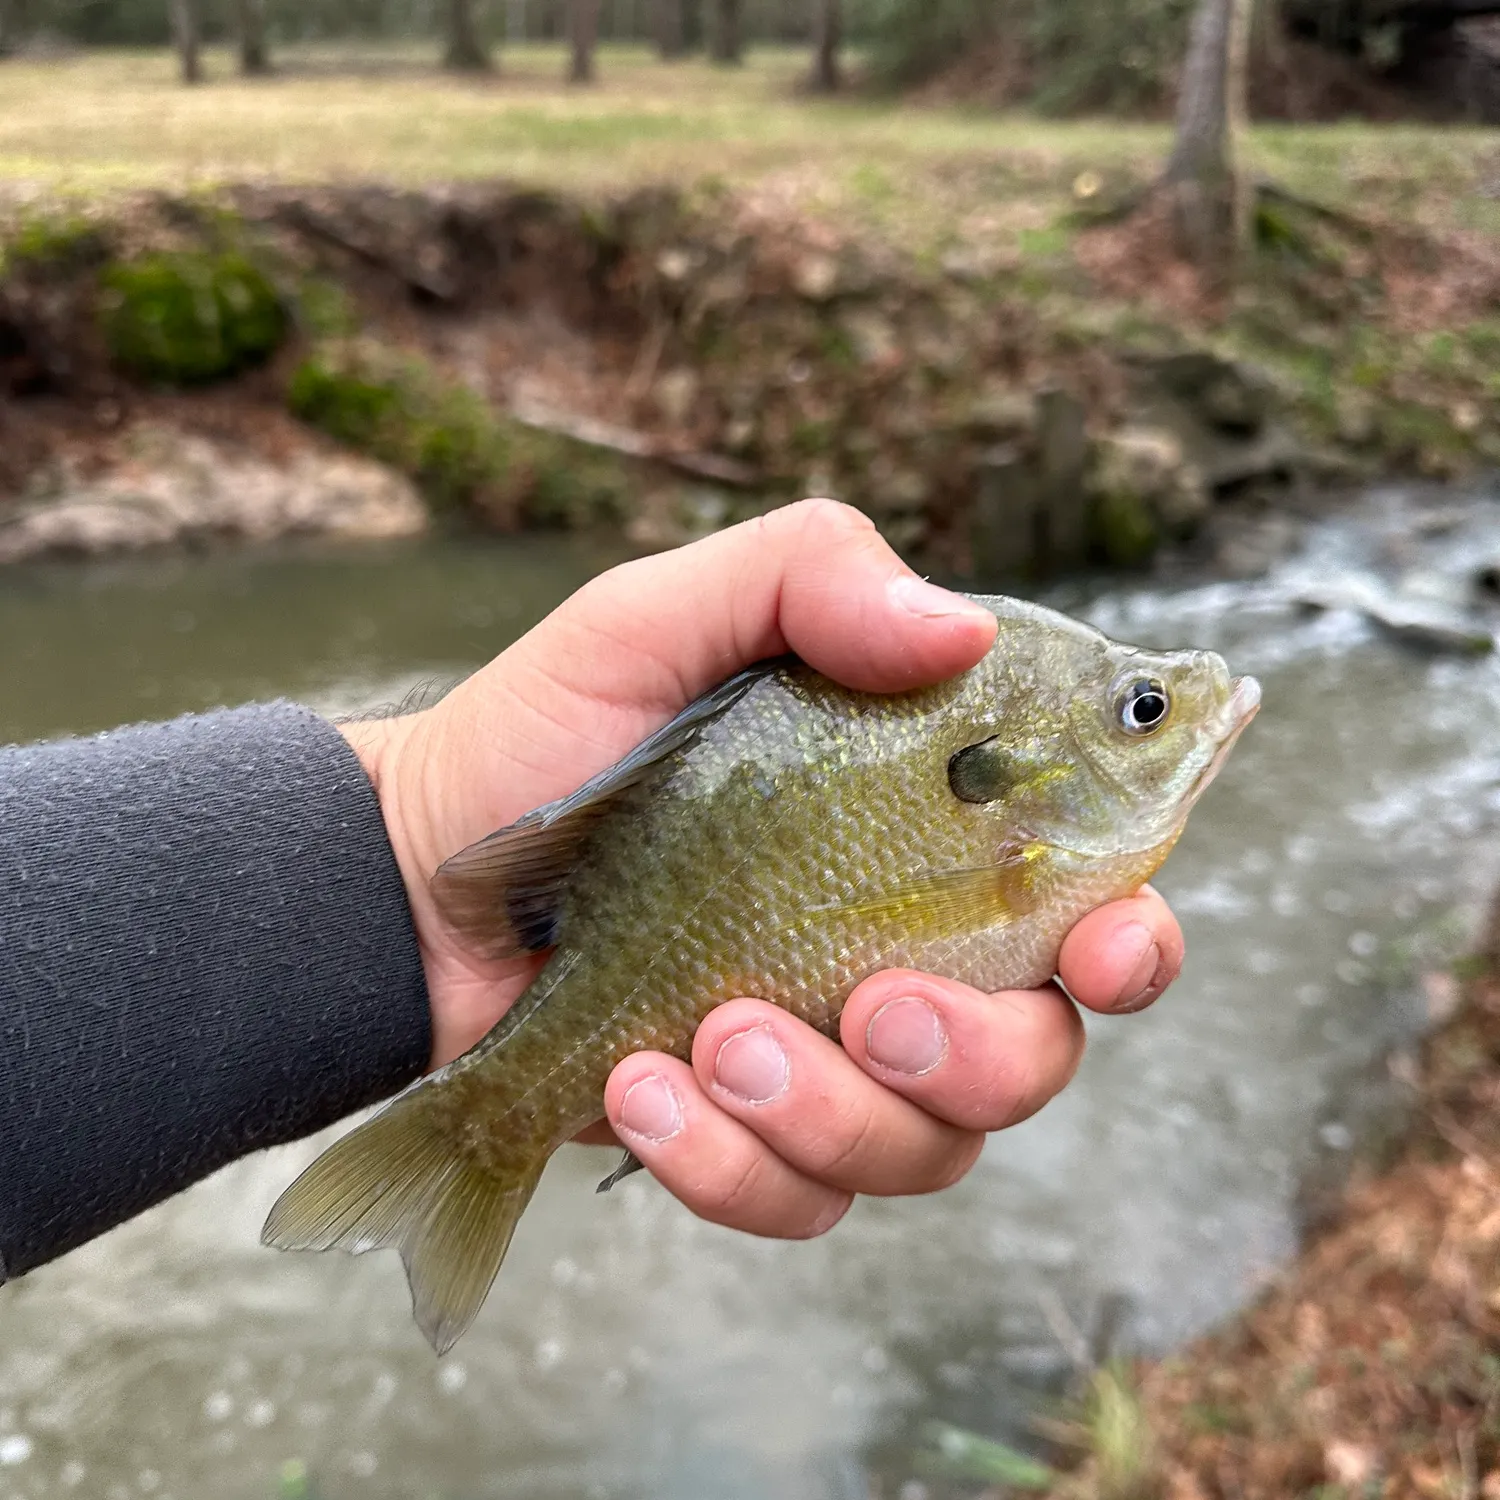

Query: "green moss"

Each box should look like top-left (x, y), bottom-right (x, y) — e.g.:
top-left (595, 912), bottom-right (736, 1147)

top-left (1092, 488), bottom-right (1160, 568)
top-left (294, 278), bottom-right (360, 340)
top-left (1017, 224), bottom-right (1072, 260)
top-left (287, 357), bottom-right (401, 449)
top-left (102, 251), bottom-right (286, 385)
top-left (790, 417), bottom-right (835, 457)
top-left (816, 324), bottom-right (858, 370)
top-left (517, 433), bottom-right (632, 529)
top-left (288, 345), bottom-right (631, 526)
top-left (849, 162), bottom-right (897, 208)
top-left (288, 351), bottom-right (498, 514)
top-left (2, 212), bottom-right (111, 277)
top-left (1181, 1400), bottom-right (1248, 1436)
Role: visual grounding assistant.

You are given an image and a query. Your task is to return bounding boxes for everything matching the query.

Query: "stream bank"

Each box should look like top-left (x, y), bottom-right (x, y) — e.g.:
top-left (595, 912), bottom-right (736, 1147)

top-left (1, 176), bottom-right (1495, 579)
top-left (1037, 939), bottom-right (1500, 1500)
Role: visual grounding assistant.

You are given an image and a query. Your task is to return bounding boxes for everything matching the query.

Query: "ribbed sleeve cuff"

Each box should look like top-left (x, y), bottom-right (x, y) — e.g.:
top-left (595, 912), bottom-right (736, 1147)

top-left (0, 701), bottom-right (432, 1280)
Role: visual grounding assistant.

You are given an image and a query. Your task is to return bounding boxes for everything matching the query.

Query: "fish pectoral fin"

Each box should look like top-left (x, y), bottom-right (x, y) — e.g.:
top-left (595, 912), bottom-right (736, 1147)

top-left (262, 1086), bottom-right (546, 1356)
top-left (431, 659), bottom-right (788, 961)
top-left (819, 846), bottom-right (1045, 937)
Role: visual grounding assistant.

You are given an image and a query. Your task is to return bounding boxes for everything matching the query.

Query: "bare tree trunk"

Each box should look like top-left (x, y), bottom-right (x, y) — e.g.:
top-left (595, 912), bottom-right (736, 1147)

top-left (237, 0), bottom-right (269, 74)
top-left (1164, 0), bottom-right (1253, 280)
top-left (0, 0), bottom-right (18, 58)
top-left (1226, 0), bottom-right (1253, 250)
top-left (568, 0), bottom-right (599, 79)
top-left (656, 0), bottom-right (685, 55)
top-left (170, 0), bottom-right (202, 84)
top-left (808, 0), bottom-right (840, 90)
top-left (443, 0), bottom-right (492, 70)
top-left (708, 0), bottom-right (741, 63)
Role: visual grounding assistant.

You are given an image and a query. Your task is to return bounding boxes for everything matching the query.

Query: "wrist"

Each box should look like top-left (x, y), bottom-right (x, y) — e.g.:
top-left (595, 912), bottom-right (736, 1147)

top-left (337, 712), bottom-right (446, 989)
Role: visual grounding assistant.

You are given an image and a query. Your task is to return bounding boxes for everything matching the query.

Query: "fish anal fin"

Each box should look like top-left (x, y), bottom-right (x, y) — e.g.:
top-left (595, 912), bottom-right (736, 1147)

top-left (262, 1089), bottom-right (546, 1356)
top-left (430, 659), bottom-right (786, 961)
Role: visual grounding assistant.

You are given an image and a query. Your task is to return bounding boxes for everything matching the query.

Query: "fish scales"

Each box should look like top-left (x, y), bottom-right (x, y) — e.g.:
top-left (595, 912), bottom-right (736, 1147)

top-left (263, 593), bottom-right (1261, 1354)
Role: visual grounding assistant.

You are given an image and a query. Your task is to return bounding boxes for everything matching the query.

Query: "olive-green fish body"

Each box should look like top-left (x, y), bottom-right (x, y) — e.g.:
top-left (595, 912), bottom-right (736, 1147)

top-left (263, 594), bottom-right (1260, 1354)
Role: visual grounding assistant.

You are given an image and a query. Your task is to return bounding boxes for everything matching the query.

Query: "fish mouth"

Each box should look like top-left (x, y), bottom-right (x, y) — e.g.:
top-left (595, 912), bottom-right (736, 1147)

top-left (1225, 674), bottom-right (1262, 732)
top-left (1184, 674), bottom-right (1261, 810)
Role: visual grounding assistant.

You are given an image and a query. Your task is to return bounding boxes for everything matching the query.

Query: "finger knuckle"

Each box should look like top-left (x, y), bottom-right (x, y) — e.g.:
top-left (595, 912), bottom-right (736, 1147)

top-left (801, 1097), bottom-right (882, 1182)
top-left (956, 1046), bottom-right (1038, 1133)
top-left (696, 1146), bottom-right (771, 1224)
top-left (929, 1134), bottom-right (985, 1192)
top-left (785, 1190), bottom-right (855, 1241)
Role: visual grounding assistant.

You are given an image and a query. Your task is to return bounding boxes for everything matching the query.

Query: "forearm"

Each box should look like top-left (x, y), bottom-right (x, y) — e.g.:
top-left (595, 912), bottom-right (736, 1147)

top-left (0, 702), bottom-right (431, 1281)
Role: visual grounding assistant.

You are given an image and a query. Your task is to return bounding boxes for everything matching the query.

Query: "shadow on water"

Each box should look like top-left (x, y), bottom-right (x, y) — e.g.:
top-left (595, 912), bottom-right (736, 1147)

top-left (3, 486), bottom-right (1500, 1498)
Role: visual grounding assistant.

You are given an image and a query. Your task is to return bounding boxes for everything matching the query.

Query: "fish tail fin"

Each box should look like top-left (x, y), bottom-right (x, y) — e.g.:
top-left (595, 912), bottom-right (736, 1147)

top-left (261, 1089), bottom-right (546, 1355)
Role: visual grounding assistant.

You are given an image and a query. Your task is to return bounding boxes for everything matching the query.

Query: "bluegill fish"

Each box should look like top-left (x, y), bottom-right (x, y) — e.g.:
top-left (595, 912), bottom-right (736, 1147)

top-left (263, 594), bottom-right (1260, 1353)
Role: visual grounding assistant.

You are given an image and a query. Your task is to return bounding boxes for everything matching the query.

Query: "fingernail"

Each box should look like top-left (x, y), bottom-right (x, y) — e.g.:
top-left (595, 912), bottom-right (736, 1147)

top-left (889, 573), bottom-right (993, 623)
top-left (617, 1075), bottom-right (683, 1143)
top-left (1114, 923), bottom-right (1162, 1012)
top-left (865, 997), bottom-right (948, 1075)
top-left (714, 1025), bottom-right (790, 1104)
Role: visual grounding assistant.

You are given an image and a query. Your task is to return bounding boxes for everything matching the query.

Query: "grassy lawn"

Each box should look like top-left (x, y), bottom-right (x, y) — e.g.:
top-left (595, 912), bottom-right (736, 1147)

top-left (1, 44), bottom-right (1495, 241)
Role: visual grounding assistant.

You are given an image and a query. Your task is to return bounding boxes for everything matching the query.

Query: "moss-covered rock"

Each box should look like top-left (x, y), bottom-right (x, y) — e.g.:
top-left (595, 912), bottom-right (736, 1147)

top-left (288, 344), bottom-right (632, 526)
top-left (288, 350), bottom-right (494, 512)
top-left (101, 252), bottom-right (286, 385)
top-left (1088, 426), bottom-right (1208, 568)
top-left (2, 213), bottom-right (112, 278)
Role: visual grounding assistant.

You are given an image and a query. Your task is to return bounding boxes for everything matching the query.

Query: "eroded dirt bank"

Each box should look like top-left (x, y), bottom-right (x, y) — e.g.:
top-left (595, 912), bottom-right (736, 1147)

top-left (2, 177), bottom-right (1496, 579)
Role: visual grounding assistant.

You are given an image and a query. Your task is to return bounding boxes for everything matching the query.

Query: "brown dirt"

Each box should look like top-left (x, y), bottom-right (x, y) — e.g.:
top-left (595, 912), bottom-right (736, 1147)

top-left (0, 363), bottom-right (353, 504)
top-left (1071, 193), bottom-right (1229, 326)
top-left (1072, 186), bottom-right (1500, 342)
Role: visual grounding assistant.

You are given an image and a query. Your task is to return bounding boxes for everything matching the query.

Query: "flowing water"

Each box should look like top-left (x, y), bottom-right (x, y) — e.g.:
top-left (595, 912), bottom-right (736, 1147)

top-left (3, 487), bottom-right (1500, 1500)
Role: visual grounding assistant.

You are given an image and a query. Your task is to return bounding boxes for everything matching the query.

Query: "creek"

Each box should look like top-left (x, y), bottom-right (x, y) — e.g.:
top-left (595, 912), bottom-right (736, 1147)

top-left (2, 484), bottom-right (1499, 1499)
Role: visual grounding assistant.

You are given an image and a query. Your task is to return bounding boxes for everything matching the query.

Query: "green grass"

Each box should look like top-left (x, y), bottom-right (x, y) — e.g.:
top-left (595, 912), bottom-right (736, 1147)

top-left (0, 43), bottom-right (1493, 247)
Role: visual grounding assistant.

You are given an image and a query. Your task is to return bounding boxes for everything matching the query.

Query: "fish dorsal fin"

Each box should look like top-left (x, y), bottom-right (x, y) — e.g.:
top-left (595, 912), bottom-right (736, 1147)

top-left (814, 843), bottom-right (1046, 938)
top-left (431, 659), bottom-right (787, 960)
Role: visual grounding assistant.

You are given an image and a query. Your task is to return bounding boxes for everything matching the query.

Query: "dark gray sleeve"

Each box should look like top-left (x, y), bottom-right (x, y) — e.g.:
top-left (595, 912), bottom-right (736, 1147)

top-left (0, 701), bottom-right (432, 1282)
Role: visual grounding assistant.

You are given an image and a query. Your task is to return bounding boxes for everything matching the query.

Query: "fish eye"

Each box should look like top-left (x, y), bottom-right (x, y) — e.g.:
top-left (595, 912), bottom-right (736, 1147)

top-left (1116, 677), bottom-right (1172, 737)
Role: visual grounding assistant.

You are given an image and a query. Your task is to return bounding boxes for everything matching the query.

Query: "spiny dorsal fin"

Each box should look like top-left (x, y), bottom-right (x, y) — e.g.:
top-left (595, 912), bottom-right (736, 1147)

top-left (812, 845), bottom-right (1046, 938)
top-left (431, 659), bottom-right (787, 961)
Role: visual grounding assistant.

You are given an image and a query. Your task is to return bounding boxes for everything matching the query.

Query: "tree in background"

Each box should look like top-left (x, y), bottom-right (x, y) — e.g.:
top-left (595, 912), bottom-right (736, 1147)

top-left (568, 0), bottom-right (598, 79)
top-left (708, 0), bottom-right (740, 62)
top-left (655, 0), bottom-right (686, 56)
top-left (443, 0), bottom-right (491, 70)
top-left (170, 0), bottom-right (201, 81)
top-left (808, 0), bottom-right (840, 89)
top-left (1164, 0), bottom-right (1254, 280)
top-left (237, 0), bottom-right (269, 73)
top-left (0, 0), bottom-right (16, 56)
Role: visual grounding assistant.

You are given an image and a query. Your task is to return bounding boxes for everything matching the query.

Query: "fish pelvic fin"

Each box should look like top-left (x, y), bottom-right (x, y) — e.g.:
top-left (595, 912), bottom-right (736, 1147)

top-left (261, 1090), bottom-right (546, 1356)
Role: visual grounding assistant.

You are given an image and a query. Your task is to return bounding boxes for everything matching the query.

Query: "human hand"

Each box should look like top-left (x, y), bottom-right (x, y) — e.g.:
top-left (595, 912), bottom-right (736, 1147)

top-left (343, 500), bottom-right (1184, 1238)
